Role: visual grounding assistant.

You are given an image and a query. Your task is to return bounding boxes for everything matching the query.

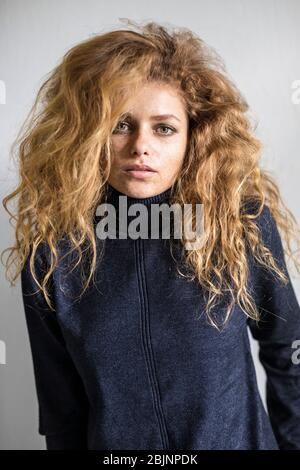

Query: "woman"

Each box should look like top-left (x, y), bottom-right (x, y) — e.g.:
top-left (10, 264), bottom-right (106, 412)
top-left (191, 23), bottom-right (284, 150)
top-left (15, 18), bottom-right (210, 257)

top-left (2, 20), bottom-right (300, 450)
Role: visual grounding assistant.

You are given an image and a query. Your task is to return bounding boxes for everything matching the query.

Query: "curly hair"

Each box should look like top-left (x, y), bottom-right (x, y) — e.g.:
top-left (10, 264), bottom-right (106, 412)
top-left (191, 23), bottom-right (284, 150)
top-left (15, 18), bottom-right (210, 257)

top-left (2, 19), bottom-right (300, 330)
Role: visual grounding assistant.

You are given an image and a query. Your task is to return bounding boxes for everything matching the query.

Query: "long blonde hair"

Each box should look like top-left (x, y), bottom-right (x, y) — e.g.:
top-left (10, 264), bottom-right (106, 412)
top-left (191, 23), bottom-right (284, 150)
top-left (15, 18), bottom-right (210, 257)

top-left (2, 19), bottom-right (300, 330)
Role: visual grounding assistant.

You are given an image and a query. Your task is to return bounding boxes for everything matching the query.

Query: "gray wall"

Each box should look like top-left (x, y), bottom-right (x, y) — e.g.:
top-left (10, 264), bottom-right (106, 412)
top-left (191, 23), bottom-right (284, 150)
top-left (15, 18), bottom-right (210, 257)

top-left (0, 0), bottom-right (299, 450)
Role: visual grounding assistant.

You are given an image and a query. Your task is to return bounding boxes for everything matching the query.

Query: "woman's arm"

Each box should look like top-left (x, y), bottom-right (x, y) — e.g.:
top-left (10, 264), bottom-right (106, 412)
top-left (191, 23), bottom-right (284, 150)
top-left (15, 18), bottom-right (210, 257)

top-left (247, 205), bottom-right (300, 450)
top-left (21, 242), bottom-right (90, 450)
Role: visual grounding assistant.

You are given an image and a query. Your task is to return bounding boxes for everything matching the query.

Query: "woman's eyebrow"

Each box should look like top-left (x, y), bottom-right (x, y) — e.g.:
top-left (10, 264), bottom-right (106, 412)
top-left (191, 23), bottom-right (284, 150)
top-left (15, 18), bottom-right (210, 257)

top-left (123, 113), bottom-right (181, 122)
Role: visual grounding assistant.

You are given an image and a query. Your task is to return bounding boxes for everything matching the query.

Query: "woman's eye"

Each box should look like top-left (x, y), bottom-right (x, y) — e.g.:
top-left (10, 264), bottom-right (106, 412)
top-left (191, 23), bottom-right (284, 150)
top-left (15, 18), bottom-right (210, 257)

top-left (157, 125), bottom-right (176, 135)
top-left (113, 122), bottom-right (176, 136)
top-left (113, 121), bottom-right (130, 133)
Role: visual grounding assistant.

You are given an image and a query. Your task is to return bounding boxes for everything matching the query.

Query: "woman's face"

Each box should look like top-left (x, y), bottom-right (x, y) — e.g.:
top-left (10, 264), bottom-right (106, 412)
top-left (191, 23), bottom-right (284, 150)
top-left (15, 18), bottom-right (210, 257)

top-left (108, 82), bottom-right (189, 199)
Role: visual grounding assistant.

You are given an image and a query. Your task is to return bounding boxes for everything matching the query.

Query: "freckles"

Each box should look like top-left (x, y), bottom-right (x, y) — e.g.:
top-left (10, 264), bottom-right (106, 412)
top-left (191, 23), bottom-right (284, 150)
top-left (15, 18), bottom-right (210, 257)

top-left (166, 142), bottom-right (184, 156)
top-left (111, 139), bottom-right (125, 154)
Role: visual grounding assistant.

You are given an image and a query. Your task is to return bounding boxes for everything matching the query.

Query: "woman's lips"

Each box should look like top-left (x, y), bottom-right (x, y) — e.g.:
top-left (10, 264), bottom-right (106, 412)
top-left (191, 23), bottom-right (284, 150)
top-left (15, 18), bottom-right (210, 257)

top-left (122, 169), bottom-right (157, 179)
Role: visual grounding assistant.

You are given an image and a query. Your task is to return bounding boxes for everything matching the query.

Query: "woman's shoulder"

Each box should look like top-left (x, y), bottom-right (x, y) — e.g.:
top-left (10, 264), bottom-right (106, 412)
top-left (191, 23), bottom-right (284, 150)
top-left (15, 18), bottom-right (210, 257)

top-left (241, 198), bottom-right (276, 240)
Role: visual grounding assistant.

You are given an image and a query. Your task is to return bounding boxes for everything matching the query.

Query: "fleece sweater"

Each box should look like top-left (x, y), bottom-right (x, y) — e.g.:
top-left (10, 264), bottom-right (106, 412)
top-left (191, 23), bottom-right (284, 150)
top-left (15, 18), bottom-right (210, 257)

top-left (21, 183), bottom-right (300, 450)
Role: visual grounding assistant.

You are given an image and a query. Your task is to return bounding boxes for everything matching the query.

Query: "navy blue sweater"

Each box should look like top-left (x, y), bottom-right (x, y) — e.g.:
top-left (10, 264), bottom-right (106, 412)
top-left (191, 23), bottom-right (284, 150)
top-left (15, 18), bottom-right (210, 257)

top-left (21, 183), bottom-right (300, 450)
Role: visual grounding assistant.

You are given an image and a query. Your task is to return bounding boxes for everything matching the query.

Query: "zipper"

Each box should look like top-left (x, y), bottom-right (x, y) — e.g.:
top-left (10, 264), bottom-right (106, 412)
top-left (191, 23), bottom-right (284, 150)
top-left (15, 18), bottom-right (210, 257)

top-left (135, 237), bottom-right (170, 449)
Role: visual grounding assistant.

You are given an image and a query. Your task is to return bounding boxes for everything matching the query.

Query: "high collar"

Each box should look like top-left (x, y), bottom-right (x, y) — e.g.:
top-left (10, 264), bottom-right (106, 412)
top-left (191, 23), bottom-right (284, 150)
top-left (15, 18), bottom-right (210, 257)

top-left (105, 183), bottom-right (174, 207)
top-left (95, 183), bottom-right (176, 239)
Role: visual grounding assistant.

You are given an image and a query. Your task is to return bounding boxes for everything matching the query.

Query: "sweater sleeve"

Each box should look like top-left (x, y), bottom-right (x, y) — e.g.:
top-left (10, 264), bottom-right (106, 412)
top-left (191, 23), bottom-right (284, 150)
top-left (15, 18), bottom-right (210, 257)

top-left (247, 205), bottom-right (300, 450)
top-left (21, 242), bottom-right (90, 450)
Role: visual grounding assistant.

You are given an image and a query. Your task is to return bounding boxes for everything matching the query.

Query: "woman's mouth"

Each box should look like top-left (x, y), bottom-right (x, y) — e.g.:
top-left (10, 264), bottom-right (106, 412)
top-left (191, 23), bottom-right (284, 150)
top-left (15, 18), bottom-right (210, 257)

top-left (122, 168), bottom-right (157, 179)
